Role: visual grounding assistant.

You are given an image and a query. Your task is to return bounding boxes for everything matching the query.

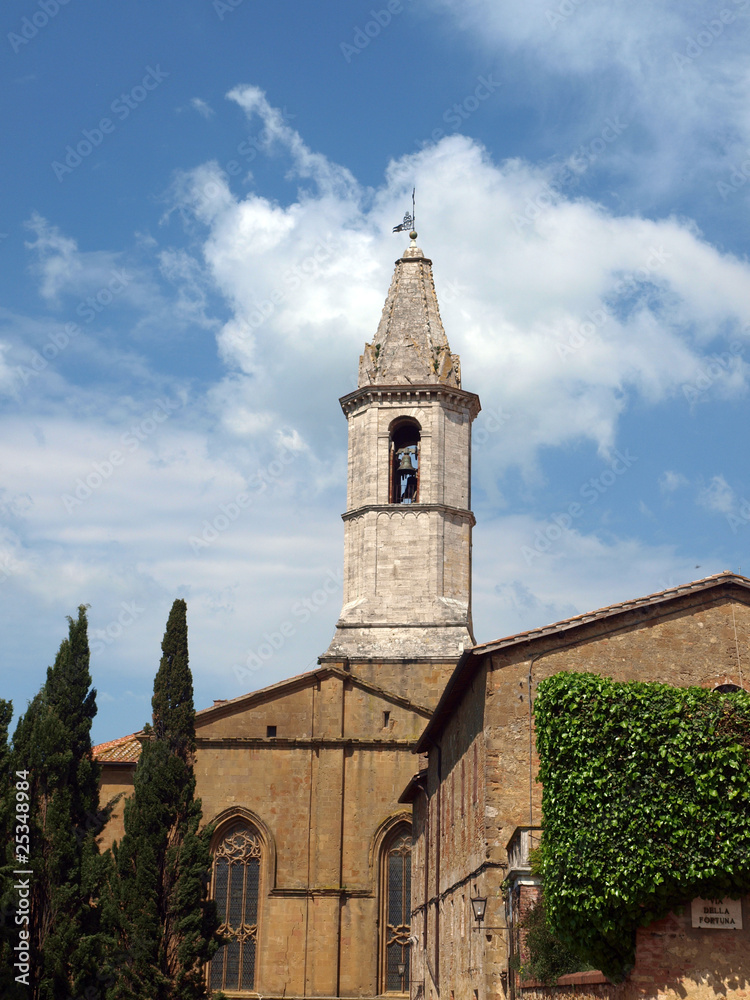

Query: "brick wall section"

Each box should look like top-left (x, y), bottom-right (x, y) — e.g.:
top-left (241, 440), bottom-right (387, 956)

top-left (520, 901), bottom-right (750, 999)
top-left (412, 585), bottom-right (750, 1000)
top-left (486, 594), bottom-right (750, 866)
top-left (512, 882), bottom-right (541, 989)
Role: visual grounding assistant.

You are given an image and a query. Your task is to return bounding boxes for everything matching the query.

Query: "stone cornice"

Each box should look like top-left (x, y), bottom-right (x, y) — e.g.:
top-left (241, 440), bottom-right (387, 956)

top-left (342, 502), bottom-right (475, 524)
top-left (339, 383), bottom-right (481, 420)
top-left (332, 621), bottom-right (470, 630)
top-left (269, 886), bottom-right (373, 899)
top-left (195, 736), bottom-right (419, 750)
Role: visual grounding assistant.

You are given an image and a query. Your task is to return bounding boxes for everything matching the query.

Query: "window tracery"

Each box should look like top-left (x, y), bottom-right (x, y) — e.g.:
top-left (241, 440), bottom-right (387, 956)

top-left (381, 827), bottom-right (412, 993)
top-left (209, 822), bottom-right (262, 993)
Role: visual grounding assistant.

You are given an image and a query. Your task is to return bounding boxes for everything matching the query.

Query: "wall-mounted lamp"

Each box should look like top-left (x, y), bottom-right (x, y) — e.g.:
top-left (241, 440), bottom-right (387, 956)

top-left (396, 960), bottom-right (407, 992)
top-left (470, 893), bottom-right (487, 923)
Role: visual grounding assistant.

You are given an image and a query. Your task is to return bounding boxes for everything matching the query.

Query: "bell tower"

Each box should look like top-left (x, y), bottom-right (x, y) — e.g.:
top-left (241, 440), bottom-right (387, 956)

top-left (323, 233), bottom-right (480, 667)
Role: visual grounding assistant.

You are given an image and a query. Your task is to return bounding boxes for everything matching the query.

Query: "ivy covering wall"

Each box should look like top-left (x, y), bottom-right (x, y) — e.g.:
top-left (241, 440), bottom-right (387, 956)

top-left (534, 672), bottom-right (750, 982)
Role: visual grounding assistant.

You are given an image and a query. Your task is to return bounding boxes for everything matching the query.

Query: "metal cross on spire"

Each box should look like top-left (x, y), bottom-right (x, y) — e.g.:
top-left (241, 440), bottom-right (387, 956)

top-left (392, 188), bottom-right (416, 234)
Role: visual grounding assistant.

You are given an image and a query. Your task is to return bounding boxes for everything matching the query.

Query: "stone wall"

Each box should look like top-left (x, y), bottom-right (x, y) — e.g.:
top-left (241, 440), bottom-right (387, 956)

top-left (411, 586), bottom-right (750, 1000)
top-left (97, 763), bottom-right (134, 846)
top-left (97, 660), bottom-right (457, 999)
top-left (519, 901), bottom-right (750, 1000)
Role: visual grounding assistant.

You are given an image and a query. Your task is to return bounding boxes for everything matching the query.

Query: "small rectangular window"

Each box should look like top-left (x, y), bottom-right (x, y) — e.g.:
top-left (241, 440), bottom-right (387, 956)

top-left (266, 725), bottom-right (277, 737)
top-left (383, 711), bottom-right (390, 728)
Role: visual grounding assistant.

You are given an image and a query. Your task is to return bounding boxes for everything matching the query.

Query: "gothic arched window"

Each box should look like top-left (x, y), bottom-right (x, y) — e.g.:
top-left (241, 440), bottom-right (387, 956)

top-left (209, 821), bottom-right (262, 993)
top-left (390, 420), bottom-right (420, 504)
top-left (380, 825), bottom-right (412, 993)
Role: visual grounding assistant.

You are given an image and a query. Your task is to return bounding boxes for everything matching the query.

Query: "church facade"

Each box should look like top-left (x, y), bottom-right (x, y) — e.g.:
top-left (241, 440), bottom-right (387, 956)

top-left (96, 233), bottom-right (479, 999)
top-left (96, 235), bottom-right (750, 1000)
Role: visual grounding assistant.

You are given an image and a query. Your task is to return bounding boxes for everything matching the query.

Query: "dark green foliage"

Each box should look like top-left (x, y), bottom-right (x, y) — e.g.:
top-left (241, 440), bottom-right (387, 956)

top-left (0, 607), bottom-right (112, 999)
top-left (535, 672), bottom-right (750, 982)
top-left (151, 599), bottom-right (196, 761)
top-left (518, 896), bottom-right (592, 985)
top-left (0, 697), bottom-right (27, 1000)
top-left (103, 599), bottom-right (221, 1000)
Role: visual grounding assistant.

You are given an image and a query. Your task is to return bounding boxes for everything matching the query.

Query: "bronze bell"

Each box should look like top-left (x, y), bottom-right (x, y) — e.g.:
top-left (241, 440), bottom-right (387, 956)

top-left (397, 450), bottom-right (415, 472)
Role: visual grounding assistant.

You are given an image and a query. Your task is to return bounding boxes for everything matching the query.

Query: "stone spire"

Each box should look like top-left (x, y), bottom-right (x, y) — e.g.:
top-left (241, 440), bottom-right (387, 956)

top-left (323, 234), bottom-right (480, 664)
top-left (358, 234), bottom-right (461, 388)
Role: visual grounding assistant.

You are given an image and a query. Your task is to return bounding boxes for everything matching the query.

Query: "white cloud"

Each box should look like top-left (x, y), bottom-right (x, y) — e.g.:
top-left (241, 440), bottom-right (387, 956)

top-left (190, 97), bottom-right (215, 119)
top-left (659, 470), bottom-right (689, 494)
top-left (226, 85), bottom-right (358, 196)
top-left (158, 248), bottom-right (217, 328)
top-left (8, 88), bottom-right (750, 741)
top-left (697, 474), bottom-right (736, 514)
top-left (434, 0), bottom-right (750, 206)
top-left (24, 213), bottom-right (83, 302)
top-left (165, 95), bottom-right (750, 480)
top-left (472, 513), bottom-right (714, 640)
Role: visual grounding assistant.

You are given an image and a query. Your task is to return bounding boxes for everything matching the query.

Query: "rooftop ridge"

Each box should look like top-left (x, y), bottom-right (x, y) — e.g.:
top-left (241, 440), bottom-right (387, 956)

top-left (473, 570), bottom-right (748, 653)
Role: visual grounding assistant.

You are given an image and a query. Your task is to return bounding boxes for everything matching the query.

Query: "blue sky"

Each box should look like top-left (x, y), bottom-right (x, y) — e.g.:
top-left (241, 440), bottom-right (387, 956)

top-left (3, 0), bottom-right (750, 744)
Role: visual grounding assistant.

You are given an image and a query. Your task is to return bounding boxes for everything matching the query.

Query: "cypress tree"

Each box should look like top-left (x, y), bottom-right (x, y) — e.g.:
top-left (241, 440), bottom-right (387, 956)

top-left (103, 599), bottom-right (222, 1000)
top-left (0, 697), bottom-right (27, 1000)
top-left (1, 607), bottom-right (109, 999)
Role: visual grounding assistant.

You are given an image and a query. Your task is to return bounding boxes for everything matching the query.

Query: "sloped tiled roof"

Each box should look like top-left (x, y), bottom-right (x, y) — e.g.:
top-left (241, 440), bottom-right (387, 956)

top-left (93, 732), bottom-right (142, 763)
top-left (416, 571), bottom-right (750, 752)
top-left (471, 571), bottom-right (749, 655)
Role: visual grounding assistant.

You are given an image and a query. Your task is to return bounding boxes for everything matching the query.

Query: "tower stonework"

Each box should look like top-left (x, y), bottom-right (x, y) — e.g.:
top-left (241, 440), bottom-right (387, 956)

top-left (323, 237), bottom-right (481, 666)
top-left (96, 236), bottom-right (482, 1000)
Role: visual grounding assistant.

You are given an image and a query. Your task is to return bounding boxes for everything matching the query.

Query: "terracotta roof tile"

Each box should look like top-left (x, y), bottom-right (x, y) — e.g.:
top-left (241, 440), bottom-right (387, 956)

top-left (93, 733), bottom-right (142, 763)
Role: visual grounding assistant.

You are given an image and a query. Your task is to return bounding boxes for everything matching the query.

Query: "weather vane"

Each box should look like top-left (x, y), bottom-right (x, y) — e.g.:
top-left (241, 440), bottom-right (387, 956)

top-left (392, 188), bottom-right (416, 234)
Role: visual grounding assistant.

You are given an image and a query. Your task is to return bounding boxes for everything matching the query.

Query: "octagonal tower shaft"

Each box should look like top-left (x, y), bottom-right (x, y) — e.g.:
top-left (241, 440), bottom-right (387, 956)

top-left (323, 239), bottom-right (480, 661)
